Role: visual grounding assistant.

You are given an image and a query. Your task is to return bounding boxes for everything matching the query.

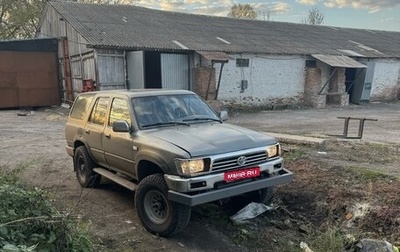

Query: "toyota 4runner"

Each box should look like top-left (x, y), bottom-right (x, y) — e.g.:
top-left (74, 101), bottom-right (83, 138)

top-left (65, 90), bottom-right (293, 236)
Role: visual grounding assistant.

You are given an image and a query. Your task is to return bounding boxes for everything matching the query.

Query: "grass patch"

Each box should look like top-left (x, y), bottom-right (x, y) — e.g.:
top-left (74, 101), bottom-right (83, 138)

top-left (264, 226), bottom-right (346, 252)
top-left (1, 159), bottom-right (39, 183)
top-left (0, 163), bottom-right (94, 252)
top-left (349, 166), bottom-right (395, 181)
top-left (304, 227), bottom-right (346, 252)
top-left (322, 141), bottom-right (400, 164)
top-left (282, 147), bottom-right (307, 163)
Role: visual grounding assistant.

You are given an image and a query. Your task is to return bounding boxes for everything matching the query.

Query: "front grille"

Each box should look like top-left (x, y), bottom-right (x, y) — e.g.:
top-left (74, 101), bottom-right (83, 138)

top-left (211, 151), bottom-right (267, 172)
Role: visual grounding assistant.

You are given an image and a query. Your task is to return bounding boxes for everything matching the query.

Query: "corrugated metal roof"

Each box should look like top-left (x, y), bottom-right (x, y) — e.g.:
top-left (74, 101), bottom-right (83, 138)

top-left (47, 1), bottom-right (400, 58)
top-left (196, 51), bottom-right (233, 62)
top-left (312, 54), bottom-right (367, 68)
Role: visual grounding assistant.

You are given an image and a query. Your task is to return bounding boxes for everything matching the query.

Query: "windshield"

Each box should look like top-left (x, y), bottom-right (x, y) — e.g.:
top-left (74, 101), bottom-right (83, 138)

top-left (132, 94), bottom-right (221, 129)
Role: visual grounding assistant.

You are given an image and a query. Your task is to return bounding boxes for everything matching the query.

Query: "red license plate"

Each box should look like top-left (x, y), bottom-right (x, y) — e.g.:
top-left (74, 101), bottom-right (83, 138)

top-left (224, 167), bottom-right (260, 182)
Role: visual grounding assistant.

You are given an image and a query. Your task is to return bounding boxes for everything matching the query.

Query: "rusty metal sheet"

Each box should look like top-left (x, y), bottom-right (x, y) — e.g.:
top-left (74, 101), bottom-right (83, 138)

top-left (0, 72), bottom-right (17, 107)
top-left (0, 88), bottom-right (18, 108)
top-left (196, 51), bottom-right (233, 62)
top-left (0, 51), bottom-right (60, 108)
top-left (0, 52), bottom-right (18, 108)
top-left (312, 54), bottom-right (366, 68)
top-left (0, 51), bottom-right (15, 70)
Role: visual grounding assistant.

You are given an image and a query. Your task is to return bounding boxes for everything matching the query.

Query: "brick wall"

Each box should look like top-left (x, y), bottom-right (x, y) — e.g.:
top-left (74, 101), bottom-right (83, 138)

top-left (194, 66), bottom-right (216, 100)
top-left (304, 68), bottom-right (326, 108)
top-left (326, 68), bottom-right (349, 106)
top-left (305, 67), bottom-right (350, 108)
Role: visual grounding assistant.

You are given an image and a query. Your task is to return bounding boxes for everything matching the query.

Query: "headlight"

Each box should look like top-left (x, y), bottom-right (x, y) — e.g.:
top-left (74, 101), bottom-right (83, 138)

top-left (266, 144), bottom-right (280, 158)
top-left (175, 159), bottom-right (205, 175)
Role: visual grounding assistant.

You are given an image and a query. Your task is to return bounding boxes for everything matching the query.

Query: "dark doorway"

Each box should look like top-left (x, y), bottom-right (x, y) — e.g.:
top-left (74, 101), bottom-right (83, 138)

top-left (345, 68), bottom-right (367, 104)
top-left (144, 52), bottom-right (161, 88)
top-left (345, 68), bottom-right (357, 102)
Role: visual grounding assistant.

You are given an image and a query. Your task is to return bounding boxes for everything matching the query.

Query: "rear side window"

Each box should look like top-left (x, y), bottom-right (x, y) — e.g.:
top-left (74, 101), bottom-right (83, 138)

top-left (70, 95), bottom-right (94, 120)
top-left (89, 97), bottom-right (109, 125)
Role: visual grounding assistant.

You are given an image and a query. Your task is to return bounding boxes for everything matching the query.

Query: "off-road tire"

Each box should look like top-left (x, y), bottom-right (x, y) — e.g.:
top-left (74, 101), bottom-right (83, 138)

top-left (74, 146), bottom-right (101, 188)
top-left (246, 187), bottom-right (274, 205)
top-left (135, 174), bottom-right (191, 237)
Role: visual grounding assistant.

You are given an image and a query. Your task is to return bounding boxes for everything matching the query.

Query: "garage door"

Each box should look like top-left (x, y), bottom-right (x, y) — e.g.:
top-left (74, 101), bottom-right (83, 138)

top-left (161, 53), bottom-right (189, 90)
top-left (0, 51), bottom-right (60, 108)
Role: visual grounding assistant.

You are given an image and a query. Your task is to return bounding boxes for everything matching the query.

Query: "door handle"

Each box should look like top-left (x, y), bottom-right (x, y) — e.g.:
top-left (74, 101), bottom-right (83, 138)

top-left (85, 129), bottom-right (90, 134)
top-left (105, 133), bottom-right (111, 139)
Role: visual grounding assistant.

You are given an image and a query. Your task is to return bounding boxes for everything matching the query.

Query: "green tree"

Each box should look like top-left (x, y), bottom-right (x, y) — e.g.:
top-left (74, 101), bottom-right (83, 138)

top-left (228, 4), bottom-right (258, 20)
top-left (0, 0), bottom-right (46, 39)
top-left (302, 7), bottom-right (324, 25)
top-left (0, 0), bottom-right (139, 39)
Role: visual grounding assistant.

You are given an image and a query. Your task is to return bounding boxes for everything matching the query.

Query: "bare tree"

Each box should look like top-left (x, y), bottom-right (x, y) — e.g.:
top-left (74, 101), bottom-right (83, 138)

top-left (228, 4), bottom-right (258, 20)
top-left (0, 0), bottom-right (46, 39)
top-left (302, 7), bottom-right (324, 25)
top-left (258, 10), bottom-right (272, 21)
top-left (75, 0), bottom-right (139, 4)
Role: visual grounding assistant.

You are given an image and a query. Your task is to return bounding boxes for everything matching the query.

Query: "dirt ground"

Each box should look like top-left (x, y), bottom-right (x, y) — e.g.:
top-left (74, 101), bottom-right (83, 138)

top-left (0, 101), bottom-right (399, 251)
top-left (0, 108), bottom-right (243, 251)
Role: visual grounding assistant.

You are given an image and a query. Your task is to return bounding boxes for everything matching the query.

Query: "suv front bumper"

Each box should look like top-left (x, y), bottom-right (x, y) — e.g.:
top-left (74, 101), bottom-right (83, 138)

top-left (166, 168), bottom-right (293, 206)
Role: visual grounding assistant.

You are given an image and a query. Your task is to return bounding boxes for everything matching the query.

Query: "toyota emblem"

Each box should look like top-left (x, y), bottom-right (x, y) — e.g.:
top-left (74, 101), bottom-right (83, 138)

top-left (237, 156), bottom-right (247, 166)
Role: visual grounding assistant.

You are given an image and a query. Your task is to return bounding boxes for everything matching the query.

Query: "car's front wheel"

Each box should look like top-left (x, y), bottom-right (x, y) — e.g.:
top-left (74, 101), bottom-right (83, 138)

top-left (74, 146), bottom-right (101, 188)
top-left (135, 174), bottom-right (191, 236)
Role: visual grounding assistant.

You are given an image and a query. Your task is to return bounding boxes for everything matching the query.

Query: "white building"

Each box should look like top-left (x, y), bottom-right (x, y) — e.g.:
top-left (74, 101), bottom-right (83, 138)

top-left (38, 1), bottom-right (400, 108)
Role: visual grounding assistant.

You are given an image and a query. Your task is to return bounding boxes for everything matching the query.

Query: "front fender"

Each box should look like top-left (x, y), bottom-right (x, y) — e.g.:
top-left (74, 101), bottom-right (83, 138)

top-left (135, 149), bottom-right (172, 175)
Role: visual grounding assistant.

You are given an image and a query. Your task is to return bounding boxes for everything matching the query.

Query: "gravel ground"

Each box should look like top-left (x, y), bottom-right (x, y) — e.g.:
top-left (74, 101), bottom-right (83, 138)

top-left (229, 101), bottom-right (400, 145)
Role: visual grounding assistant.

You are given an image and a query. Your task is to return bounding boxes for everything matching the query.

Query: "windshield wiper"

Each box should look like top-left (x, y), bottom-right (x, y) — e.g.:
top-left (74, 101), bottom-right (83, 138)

top-left (182, 117), bottom-right (222, 123)
top-left (141, 121), bottom-right (189, 128)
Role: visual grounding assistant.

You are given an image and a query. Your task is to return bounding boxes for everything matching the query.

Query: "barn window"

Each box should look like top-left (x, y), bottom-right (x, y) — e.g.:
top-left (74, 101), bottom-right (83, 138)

top-left (236, 58), bottom-right (249, 67)
top-left (306, 60), bottom-right (317, 68)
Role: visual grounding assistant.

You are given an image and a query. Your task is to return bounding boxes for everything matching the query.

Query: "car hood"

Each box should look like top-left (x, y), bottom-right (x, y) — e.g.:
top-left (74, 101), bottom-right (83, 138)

top-left (145, 123), bottom-right (277, 157)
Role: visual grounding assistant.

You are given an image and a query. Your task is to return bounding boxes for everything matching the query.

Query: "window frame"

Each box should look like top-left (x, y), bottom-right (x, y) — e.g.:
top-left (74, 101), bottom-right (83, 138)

top-left (89, 97), bottom-right (110, 126)
top-left (108, 97), bottom-right (132, 127)
top-left (236, 58), bottom-right (249, 67)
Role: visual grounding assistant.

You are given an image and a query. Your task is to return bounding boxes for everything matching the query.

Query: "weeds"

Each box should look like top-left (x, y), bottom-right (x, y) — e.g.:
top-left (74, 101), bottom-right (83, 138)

top-left (228, 103), bottom-right (302, 113)
top-left (0, 163), bottom-right (93, 252)
top-left (0, 160), bottom-right (36, 183)
top-left (282, 146), bottom-right (307, 163)
top-left (305, 226), bottom-right (346, 252)
top-left (349, 166), bottom-right (394, 181)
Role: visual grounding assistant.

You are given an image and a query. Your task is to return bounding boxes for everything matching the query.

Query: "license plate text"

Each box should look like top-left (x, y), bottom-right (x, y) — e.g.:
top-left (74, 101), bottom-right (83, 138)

top-left (224, 167), bottom-right (260, 182)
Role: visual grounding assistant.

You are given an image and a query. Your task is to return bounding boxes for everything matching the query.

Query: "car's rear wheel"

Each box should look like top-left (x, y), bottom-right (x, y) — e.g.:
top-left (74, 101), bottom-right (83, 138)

top-left (135, 174), bottom-right (191, 236)
top-left (74, 146), bottom-right (101, 188)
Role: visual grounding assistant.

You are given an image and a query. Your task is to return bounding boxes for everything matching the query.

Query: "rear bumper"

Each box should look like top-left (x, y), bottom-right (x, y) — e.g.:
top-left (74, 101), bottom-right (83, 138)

top-left (167, 168), bottom-right (293, 206)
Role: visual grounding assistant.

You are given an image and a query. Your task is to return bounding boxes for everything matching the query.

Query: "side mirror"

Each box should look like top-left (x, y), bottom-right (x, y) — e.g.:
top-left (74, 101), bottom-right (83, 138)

top-left (219, 110), bottom-right (229, 121)
top-left (113, 120), bottom-right (131, 133)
